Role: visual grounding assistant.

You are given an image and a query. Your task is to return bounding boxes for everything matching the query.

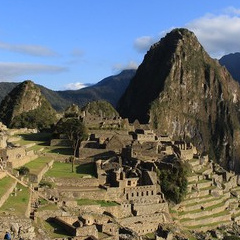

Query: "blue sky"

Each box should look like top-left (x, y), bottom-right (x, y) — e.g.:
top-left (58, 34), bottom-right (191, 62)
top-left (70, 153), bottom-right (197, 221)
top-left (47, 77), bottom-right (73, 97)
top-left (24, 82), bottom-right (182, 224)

top-left (0, 1), bottom-right (240, 90)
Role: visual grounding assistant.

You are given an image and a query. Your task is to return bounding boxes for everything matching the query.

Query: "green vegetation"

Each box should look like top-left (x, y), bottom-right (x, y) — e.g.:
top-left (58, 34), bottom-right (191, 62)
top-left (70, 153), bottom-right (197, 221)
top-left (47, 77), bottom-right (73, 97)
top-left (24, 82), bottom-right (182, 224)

top-left (0, 80), bottom-right (58, 130)
top-left (38, 218), bottom-right (71, 239)
top-left (44, 162), bottom-right (96, 178)
top-left (158, 160), bottom-right (190, 204)
top-left (18, 166), bottom-right (30, 176)
top-left (0, 176), bottom-right (16, 197)
top-left (39, 180), bottom-right (53, 189)
top-left (24, 157), bottom-right (52, 174)
top-left (223, 236), bottom-right (240, 240)
top-left (144, 232), bottom-right (155, 239)
top-left (15, 132), bottom-right (51, 150)
top-left (0, 183), bottom-right (30, 216)
top-left (82, 100), bottom-right (119, 118)
top-left (54, 117), bottom-right (88, 172)
top-left (11, 99), bottom-right (57, 130)
top-left (77, 199), bottom-right (118, 207)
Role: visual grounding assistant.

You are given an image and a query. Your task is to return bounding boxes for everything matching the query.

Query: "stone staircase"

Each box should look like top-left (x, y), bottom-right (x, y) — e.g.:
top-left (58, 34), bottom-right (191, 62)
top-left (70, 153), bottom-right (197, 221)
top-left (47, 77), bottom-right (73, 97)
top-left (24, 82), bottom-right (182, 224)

top-left (172, 157), bottom-right (240, 231)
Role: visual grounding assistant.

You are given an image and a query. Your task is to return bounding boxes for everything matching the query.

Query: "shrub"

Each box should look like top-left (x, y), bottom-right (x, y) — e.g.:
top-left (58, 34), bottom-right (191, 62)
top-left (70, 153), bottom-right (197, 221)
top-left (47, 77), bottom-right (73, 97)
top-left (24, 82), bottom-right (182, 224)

top-left (18, 166), bottom-right (30, 176)
top-left (158, 160), bottom-right (190, 204)
top-left (223, 236), bottom-right (240, 240)
top-left (39, 180), bottom-right (53, 188)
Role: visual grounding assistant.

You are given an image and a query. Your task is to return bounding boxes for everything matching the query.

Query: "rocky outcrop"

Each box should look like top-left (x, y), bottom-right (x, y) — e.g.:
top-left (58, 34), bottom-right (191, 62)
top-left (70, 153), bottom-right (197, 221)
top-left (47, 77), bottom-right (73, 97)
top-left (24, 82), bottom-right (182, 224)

top-left (118, 28), bottom-right (240, 171)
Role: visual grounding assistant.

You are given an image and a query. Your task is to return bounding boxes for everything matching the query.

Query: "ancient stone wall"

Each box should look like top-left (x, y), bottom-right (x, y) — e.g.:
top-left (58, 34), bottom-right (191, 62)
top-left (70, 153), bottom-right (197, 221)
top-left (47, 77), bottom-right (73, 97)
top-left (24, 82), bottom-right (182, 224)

top-left (59, 189), bottom-right (106, 201)
top-left (25, 189), bottom-right (32, 218)
top-left (133, 202), bottom-right (169, 216)
top-left (54, 216), bottom-right (77, 236)
top-left (178, 201), bottom-right (229, 220)
top-left (78, 205), bottom-right (103, 215)
top-left (34, 209), bottom-right (71, 221)
top-left (79, 148), bottom-right (116, 160)
top-left (102, 204), bottom-right (132, 218)
top-left (105, 187), bottom-right (122, 202)
top-left (0, 216), bottom-right (35, 240)
top-left (124, 185), bottom-right (156, 201)
top-left (75, 225), bottom-right (98, 238)
top-left (0, 135), bottom-right (7, 148)
top-left (28, 160), bottom-right (54, 183)
top-left (102, 223), bottom-right (119, 238)
top-left (53, 177), bottom-right (99, 187)
top-left (120, 213), bottom-right (169, 236)
top-left (3, 147), bottom-right (37, 169)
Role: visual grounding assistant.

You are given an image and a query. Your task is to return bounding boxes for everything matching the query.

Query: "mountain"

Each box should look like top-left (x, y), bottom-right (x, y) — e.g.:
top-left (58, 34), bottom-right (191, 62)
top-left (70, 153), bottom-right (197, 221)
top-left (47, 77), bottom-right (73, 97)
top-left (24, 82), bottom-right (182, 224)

top-left (219, 52), bottom-right (240, 82)
top-left (0, 82), bottom-right (19, 102)
top-left (56, 69), bottom-right (136, 108)
top-left (118, 28), bottom-right (240, 172)
top-left (0, 80), bottom-right (57, 129)
top-left (0, 70), bottom-right (136, 111)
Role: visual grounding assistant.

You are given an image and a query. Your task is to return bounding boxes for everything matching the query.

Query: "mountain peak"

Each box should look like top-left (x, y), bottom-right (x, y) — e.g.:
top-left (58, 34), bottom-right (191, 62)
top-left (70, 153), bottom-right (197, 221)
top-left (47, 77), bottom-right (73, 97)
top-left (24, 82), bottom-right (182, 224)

top-left (0, 80), bottom-right (57, 129)
top-left (118, 28), bottom-right (240, 171)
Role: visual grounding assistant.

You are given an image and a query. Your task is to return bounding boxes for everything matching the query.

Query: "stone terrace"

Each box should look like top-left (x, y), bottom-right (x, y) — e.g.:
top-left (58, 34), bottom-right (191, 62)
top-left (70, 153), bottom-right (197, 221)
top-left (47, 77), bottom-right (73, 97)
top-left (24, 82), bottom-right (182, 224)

top-left (172, 157), bottom-right (240, 231)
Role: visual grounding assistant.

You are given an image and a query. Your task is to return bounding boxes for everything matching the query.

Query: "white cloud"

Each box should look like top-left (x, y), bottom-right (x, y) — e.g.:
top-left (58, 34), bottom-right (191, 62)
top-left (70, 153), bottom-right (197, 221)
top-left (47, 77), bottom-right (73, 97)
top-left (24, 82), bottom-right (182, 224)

top-left (112, 60), bottom-right (139, 72)
top-left (132, 8), bottom-right (240, 59)
top-left (0, 62), bottom-right (67, 81)
top-left (133, 36), bottom-right (156, 53)
top-left (224, 7), bottom-right (240, 15)
top-left (0, 41), bottom-right (58, 57)
top-left (186, 9), bottom-right (240, 58)
top-left (71, 48), bottom-right (84, 57)
top-left (64, 82), bottom-right (92, 90)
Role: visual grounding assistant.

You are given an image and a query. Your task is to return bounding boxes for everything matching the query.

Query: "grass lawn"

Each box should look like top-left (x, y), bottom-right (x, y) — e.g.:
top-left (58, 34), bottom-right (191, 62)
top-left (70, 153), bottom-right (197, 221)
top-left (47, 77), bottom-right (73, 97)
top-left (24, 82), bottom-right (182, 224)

top-left (77, 199), bottom-right (119, 207)
top-left (0, 176), bottom-right (16, 198)
top-left (0, 183), bottom-right (30, 216)
top-left (23, 157), bottom-right (52, 174)
top-left (44, 162), bottom-right (96, 178)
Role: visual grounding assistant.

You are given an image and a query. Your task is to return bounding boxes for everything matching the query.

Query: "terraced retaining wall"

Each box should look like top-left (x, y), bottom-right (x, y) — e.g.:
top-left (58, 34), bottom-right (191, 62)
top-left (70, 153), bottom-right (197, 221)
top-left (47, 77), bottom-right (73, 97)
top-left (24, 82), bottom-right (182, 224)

top-left (29, 160), bottom-right (54, 183)
top-left (54, 177), bottom-right (99, 187)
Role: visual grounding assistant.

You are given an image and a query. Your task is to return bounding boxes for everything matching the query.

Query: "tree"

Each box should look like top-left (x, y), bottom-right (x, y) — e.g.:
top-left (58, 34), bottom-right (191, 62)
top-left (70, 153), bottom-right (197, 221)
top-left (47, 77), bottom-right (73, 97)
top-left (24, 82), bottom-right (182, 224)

top-left (158, 160), bottom-right (190, 204)
top-left (55, 117), bottom-right (88, 172)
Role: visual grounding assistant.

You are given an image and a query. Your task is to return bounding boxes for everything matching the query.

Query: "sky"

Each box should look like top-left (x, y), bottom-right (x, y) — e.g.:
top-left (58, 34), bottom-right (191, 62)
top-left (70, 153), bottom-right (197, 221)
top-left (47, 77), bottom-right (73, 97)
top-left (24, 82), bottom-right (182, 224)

top-left (0, 1), bottom-right (240, 90)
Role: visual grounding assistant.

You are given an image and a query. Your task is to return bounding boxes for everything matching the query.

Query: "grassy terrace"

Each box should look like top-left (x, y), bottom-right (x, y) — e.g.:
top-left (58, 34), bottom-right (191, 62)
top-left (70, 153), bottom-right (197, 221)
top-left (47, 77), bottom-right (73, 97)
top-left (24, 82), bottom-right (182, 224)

top-left (188, 179), bottom-right (211, 185)
top-left (180, 210), bottom-right (230, 222)
top-left (0, 176), bottom-right (16, 198)
top-left (44, 162), bottom-right (96, 178)
top-left (24, 156), bottom-right (52, 174)
top-left (179, 200), bottom-right (227, 216)
top-left (0, 183), bottom-right (30, 216)
top-left (77, 199), bottom-right (119, 207)
top-left (183, 195), bottom-right (223, 207)
top-left (186, 220), bottom-right (230, 230)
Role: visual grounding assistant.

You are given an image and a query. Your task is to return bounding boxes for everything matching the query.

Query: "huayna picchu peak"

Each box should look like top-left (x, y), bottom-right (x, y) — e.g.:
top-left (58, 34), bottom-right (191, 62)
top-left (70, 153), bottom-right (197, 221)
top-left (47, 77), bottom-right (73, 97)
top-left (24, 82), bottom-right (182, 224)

top-left (118, 28), bottom-right (240, 172)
